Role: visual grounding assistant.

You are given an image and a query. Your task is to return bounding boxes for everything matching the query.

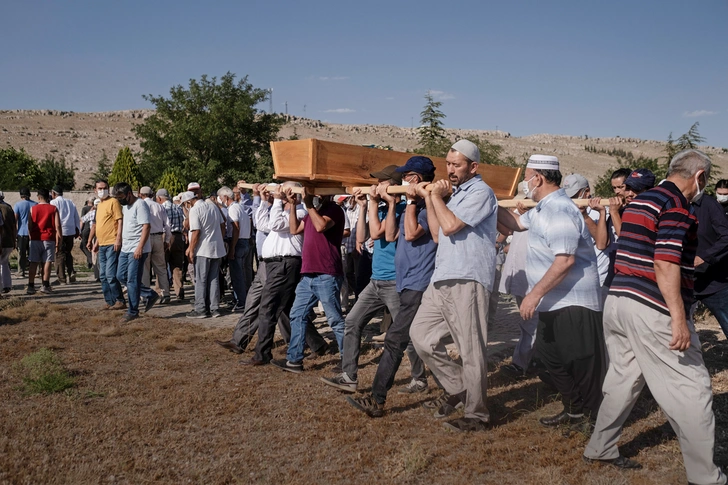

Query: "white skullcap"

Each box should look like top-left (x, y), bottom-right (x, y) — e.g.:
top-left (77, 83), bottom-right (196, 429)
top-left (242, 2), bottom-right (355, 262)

top-left (527, 154), bottom-right (560, 171)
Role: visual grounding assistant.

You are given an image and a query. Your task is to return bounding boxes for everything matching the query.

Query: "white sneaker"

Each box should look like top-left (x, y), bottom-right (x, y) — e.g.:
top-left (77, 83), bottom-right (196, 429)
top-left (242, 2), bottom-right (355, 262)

top-left (320, 373), bottom-right (358, 393)
top-left (398, 378), bottom-right (429, 394)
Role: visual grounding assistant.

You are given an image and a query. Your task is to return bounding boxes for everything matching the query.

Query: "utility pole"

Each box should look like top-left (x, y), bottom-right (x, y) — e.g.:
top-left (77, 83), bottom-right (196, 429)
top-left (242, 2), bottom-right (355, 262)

top-left (285, 101), bottom-right (288, 115)
top-left (303, 104), bottom-right (306, 117)
top-left (268, 88), bottom-right (273, 114)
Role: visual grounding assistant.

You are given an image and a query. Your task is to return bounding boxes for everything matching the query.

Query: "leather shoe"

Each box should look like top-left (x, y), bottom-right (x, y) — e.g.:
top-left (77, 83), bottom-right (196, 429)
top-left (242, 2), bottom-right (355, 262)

top-left (239, 358), bottom-right (268, 366)
top-left (539, 411), bottom-right (585, 427)
top-left (215, 340), bottom-right (244, 354)
top-left (582, 455), bottom-right (642, 469)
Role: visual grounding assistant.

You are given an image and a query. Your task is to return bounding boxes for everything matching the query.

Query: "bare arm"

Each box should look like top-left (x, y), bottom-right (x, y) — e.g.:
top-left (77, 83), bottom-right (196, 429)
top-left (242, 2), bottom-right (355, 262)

top-left (519, 254), bottom-right (575, 320)
top-left (497, 206), bottom-right (526, 232)
top-left (286, 189), bottom-right (306, 235)
top-left (654, 260), bottom-right (691, 351)
top-left (134, 224), bottom-right (150, 260)
top-left (428, 180), bottom-right (465, 237)
top-left (55, 211), bottom-right (63, 246)
top-left (115, 219), bottom-right (123, 252)
top-left (589, 199), bottom-right (609, 250)
top-left (186, 230), bottom-right (200, 261)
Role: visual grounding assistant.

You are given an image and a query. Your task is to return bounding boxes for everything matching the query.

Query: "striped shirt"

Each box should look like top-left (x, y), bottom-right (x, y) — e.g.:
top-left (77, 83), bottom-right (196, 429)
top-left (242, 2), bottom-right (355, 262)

top-left (609, 181), bottom-right (698, 316)
top-left (162, 200), bottom-right (184, 233)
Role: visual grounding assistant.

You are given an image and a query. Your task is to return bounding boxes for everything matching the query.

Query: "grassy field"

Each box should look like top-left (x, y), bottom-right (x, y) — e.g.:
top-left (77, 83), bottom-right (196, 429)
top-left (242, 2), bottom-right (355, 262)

top-left (1, 298), bottom-right (726, 484)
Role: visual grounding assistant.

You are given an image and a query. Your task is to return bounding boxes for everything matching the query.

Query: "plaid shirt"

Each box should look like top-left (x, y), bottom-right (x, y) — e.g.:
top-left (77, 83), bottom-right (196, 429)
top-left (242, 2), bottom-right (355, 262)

top-left (344, 204), bottom-right (360, 254)
top-left (163, 200), bottom-right (184, 233)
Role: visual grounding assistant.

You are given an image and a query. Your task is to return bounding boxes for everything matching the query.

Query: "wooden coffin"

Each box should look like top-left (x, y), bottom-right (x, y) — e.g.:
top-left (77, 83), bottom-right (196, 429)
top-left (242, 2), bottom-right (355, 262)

top-left (270, 138), bottom-right (522, 199)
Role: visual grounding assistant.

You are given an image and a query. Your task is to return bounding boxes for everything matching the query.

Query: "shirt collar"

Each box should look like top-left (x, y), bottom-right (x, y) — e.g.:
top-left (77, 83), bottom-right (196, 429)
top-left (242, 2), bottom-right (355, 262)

top-left (453, 174), bottom-right (482, 195)
top-left (535, 188), bottom-right (567, 212)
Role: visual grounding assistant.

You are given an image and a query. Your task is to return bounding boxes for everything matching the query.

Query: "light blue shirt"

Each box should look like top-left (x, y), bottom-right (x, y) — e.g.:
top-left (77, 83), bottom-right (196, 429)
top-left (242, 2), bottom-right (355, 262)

top-left (14, 199), bottom-right (36, 236)
top-left (121, 198), bottom-right (151, 254)
top-left (431, 175), bottom-right (498, 290)
top-left (520, 188), bottom-right (602, 312)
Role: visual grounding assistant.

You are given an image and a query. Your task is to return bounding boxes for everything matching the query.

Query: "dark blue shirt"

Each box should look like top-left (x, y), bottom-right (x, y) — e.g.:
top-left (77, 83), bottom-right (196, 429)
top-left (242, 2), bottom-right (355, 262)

top-left (693, 194), bottom-right (728, 297)
top-left (395, 202), bottom-right (437, 293)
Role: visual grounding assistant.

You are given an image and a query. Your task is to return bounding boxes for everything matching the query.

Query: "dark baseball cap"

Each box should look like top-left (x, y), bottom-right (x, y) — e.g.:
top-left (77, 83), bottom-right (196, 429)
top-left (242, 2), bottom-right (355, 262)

top-left (370, 165), bottom-right (403, 183)
top-left (625, 168), bottom-right (656, 192)
top-left (395, 156), bottom-right (436, 178)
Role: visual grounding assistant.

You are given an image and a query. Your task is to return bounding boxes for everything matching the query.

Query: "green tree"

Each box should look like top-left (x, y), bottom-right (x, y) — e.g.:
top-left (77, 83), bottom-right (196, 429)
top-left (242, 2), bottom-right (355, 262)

top-left (415, 91), bottom-right (450, 157)
top-left (133, 72), bottom-right (283, 190)
top-left (157, 167), bottom-right (185, 196)
top-left (109, 147), bottom-right (142, 189)
top-left (593, 156), bottom-right (667, 197)
top-left (83, 150), bottom-right (112, 189)
top-left (469, 135), bottom-right (522, 168)
top-left (0, 147), bottom-right (39, 189)
top-left (35, 155), bottom-right (76, 191)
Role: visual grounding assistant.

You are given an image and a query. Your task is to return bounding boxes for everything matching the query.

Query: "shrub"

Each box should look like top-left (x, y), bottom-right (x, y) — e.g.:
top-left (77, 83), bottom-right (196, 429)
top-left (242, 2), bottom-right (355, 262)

top-left (14, 348), bottom-right (75, 395)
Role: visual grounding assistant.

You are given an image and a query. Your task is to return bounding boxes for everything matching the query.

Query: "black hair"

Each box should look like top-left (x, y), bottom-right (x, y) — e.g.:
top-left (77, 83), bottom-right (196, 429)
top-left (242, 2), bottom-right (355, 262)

top-left (611, 168), bottom-right (632, 180)
top-left (114, 182), bottom-right (132, 197)
top-left (716, 179), bottom-right (728, 190)
top-left (37, 188), bottom-right (50, 200)
top-left (535, 169), bottom-right (562, 186)
top-left (95, 179), bottom-right (109, 188)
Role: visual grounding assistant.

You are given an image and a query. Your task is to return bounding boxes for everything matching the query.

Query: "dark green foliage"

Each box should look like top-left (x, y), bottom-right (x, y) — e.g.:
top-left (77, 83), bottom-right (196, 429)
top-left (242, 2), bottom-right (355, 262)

top-left (35, 155), bottom-right (76, 191)
top-left (83, 150), bottom-right (112, 189)
top-left (469, 135), bottom-right (522, 168)
top-left (584, 145), bottom-right (635, 160)
top-left (0, 147), bottom-right (40, 189)
top-left (13, 348), bottom-right (75, 395)
top-left (415, 92), bottom-right (450, 157)
top-left (593, 156), bottom-right (666, 197)
top-left (108, 147), bottom-right (142, 189)
top-left (133, 72), bottom-right (283, 190)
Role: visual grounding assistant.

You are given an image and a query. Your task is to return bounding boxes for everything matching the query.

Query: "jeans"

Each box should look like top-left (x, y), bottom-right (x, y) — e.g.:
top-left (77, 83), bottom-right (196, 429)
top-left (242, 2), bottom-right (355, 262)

top-left (117, 251), bottom-right (151, 316)
top-left (372, 289), bottom-right (427, 404)
top-left (17, 235), bottom-right (30, 272)
top-left (342, 279), bottom-right (400, 380)
top-left (98, 245), bottom-right (124, 306)
top-left (228, 238), bottom-right (250, 305)
top-left (287, 274), bottom-right (345, 363)
top-left (698, 285), bottom-right (728, 338)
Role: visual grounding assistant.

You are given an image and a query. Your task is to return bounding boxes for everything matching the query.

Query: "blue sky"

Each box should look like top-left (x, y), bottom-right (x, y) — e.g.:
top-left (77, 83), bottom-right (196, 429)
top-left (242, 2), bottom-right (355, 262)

top-left (2, 0), bottom-right (726, 146)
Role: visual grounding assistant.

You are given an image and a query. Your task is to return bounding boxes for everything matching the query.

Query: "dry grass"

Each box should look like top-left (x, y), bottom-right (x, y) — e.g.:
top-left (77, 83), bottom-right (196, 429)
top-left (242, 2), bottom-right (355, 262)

top-left (1, 298), bottom-right (726, 484)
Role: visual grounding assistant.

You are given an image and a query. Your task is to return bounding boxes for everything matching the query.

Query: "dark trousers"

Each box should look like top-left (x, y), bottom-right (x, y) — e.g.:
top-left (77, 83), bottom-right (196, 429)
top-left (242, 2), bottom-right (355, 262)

top-left (536, 305), bottom-right (606, 416)
top-left (254, 257), bottom-right (302, 362)
top-left (80, 228), bottom-right (93, 267)
top-left (356, 250), bottom-right (373, 297)
top-left (55, 235), bottom-right (76, 280)
top-left (372, 289), bottom-right (427, 404)
top-left (167, 233), bottom-right (185, 298)
top-left (17, 235), bottom-right (30, 272)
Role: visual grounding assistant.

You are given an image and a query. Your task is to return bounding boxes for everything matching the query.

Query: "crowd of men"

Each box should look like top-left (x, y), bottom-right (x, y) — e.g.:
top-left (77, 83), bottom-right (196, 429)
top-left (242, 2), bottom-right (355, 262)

top-left (2, 140), bottom-right (727, 483)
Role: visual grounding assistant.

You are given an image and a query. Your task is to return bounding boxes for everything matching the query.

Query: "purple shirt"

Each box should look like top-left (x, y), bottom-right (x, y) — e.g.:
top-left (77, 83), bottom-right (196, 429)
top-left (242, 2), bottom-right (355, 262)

top-left (300, 202), bottom-right (345, 276)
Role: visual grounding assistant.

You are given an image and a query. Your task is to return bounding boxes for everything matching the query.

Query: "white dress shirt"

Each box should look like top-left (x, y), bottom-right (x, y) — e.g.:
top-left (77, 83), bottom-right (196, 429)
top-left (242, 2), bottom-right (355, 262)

top-left (260, 199), bottom-right (306, 259)
top-left (50, 195), bottom-right (80, 236)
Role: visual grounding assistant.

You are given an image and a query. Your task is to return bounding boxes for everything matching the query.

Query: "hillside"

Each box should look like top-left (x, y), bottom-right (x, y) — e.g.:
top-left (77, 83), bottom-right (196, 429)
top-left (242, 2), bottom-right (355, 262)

top-left (2, 109), bottom-right (727, 188)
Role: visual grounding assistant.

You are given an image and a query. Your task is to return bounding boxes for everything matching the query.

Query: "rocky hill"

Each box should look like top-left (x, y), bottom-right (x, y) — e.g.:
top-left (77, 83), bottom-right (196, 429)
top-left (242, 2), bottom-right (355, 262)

top-left (2, 109), bottom-right (727, 188)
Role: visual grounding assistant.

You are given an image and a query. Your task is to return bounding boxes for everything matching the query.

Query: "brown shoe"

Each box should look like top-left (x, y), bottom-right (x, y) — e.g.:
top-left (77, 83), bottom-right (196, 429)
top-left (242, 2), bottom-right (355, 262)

top-left (101, 303), bottom-right (112, 311)
top-left (215, 340), bottom-right (244, 354)
top-left (239, 358), bottom-right (268, 366)
top-left (111, 301), bottom-right (127, 311)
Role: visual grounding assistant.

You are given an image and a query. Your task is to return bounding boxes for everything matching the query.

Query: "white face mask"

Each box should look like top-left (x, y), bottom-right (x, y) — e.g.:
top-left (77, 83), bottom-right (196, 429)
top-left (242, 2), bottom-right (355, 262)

top-left (97, 189), bottom-right (109, 199)
top-left (523, 175), bottom-right (536, 199)
top-left (691, 172), bottom-right (705, 203)
top-left (401, 180), bottom-right (410, 186)
top-left (217, 196), bottom-right (224, 206)
top-left (717, 194), bottom-right (728, 204)
top-left (312, 196), bottom-right (322, 209)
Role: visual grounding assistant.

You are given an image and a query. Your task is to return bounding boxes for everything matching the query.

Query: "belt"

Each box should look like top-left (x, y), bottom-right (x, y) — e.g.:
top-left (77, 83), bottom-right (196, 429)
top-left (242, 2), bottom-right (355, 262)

top-left (151, 232), bottom-right (163, 236)
top-left (171, 231), bottom-right (183, 235)
top-left (261, 255), bottom-right (301, 263)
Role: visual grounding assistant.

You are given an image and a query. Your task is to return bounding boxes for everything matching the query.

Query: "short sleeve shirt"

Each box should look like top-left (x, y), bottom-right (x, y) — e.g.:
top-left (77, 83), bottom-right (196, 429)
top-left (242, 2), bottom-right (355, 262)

top-left (300, 202), bottom-right (345, 276)
top-left (121, 198), bottom-right (151, 254)
top-left (189, 200), bottom-right (226, 259)
top-left (95, 197), bottom-right (123, 246)
top-left (14, 199), bottom-right (37, 236)
top-left (371, 202), bottom-right (405, 281)
top-left (395, 202), bottom-right (437, 292)
top-left (431, 175), bottom-right (498, 290)
top-left (520, 188), bottom-right (601, 312)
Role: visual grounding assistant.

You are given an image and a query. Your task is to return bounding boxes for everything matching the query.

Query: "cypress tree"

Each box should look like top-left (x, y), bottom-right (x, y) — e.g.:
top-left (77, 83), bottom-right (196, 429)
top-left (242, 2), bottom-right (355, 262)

top-left (109, 147), bottom-right (142, 189)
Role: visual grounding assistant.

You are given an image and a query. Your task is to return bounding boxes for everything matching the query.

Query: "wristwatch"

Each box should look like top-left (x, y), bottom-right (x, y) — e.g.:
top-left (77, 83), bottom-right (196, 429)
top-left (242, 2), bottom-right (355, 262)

top-left (406, 199), bottom-right (414, 205)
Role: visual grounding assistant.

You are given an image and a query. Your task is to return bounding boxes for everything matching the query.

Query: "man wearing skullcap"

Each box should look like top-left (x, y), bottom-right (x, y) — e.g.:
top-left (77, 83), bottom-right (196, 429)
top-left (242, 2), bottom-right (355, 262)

top-left (498, 155), bottom-right (605, 431)
top-left (409, 140), bottom-right (498, 432)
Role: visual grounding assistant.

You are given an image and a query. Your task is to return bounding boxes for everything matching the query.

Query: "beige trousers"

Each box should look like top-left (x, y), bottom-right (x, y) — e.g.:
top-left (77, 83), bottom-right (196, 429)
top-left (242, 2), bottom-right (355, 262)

top-left (142, 234), bottom-right (170, 296)
top-left (410, 279), bottom-right (489, 422)
top-left (585, 295), bottom-right (726, 485)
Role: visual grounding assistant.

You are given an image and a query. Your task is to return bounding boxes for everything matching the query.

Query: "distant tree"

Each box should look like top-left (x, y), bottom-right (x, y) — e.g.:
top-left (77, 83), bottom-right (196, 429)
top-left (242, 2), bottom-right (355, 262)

top-left (157, 168), bottom-right (185, 197)
top-left (83, 150), bottom-right (112, 189)
top-left (133, 72), bottom-right (283, 189)
top-left (0, 146), bottom-right (39, 189)
top-left (593, 156), bottom-right (666, 198)
top-left (665, 122), bottom-right (706, 163)
top-left (415, 91), bottom-right (450, 157)
top-left (34, 155), bottom-right (76, 191)
top-left (109, 147), bottom-right (142, 189)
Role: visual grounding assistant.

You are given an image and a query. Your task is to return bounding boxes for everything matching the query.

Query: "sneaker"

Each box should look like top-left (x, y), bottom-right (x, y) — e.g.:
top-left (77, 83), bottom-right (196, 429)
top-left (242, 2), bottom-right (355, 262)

top-left (422, 392), bottom-right (450, 409)
top-left (231, 303), bottom-right (245, 313)
top-left (26, 285), bottom-right (36, 295)
top-left (144, 292), bottom-right (160, 313)
top-left (210, 310), bottom-right (222, 318)
top-left (101, 303), bottom-right (113, 311)
top-left (158, 296), bottom-right (171, 305)
top-left (433, 393), bottom-right (465, 419)
top-left (69, 273), bottom-right (77, 283)
top-left (398, 379), bottom-right (429, 394)
top-left (501, 363), bottom-right (526, 378)
top-left (40, 286), bottom-right (53, 294)
top-left (443, 417), bottom-right (489, 432)
top-left (186, 310), bottom-right (210, 319)
top-left (122, 313), bottom-right (138, 323)
top-left (320, 373), bottom-right (358, 393)
top-left (271, 359), bottom-right (303, 374)
top-left (111, 301), bottom-right (127, 311)
top-left (346, 395), bottom-right (384, 418)
top-left (2, 287), bottom-right (11, 294)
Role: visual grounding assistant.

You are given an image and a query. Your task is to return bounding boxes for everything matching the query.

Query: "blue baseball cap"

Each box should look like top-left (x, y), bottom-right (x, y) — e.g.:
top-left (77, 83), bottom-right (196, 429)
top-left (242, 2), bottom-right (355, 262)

top-left (625, 168), bottom-right (656, 192)
top-left (395, 156), bottom-right (436, 178)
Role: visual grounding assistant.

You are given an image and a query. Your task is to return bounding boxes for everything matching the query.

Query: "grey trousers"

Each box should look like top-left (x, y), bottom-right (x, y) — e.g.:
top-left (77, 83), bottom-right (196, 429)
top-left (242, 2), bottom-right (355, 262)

top-left (193, 256), bottom-right (221, 314)
top-left (342, 279), bottom-right (400, 380)
top-left (143, 234), bottom-right (170, 296)
top-left (585, 295), bottom-right (726, 485)
top-left (410, 279), bottom-right (490, 422)
top-left (513, 295), bottom-right (538, 369)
